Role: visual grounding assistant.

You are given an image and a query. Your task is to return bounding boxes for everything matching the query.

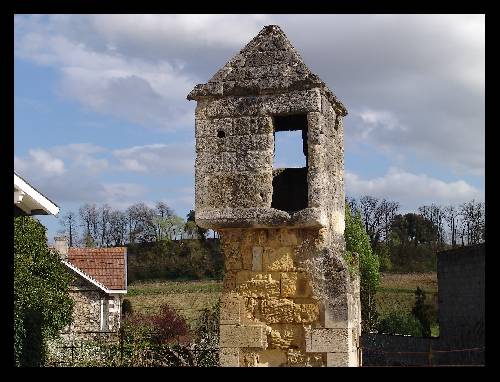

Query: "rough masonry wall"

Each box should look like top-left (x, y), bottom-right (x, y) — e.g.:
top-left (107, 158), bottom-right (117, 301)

top-left (60, 275), bottom-right (122, 342)
top-left (195, 90), bottom-right (361, 367)
top-left (219, 227), bottom-right (360, 366)
top-left (190, 25), bottom-right (359, 366)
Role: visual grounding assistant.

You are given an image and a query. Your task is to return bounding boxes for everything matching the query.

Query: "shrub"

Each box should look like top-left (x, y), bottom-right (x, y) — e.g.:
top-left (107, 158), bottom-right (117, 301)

top-left (122, 299), bottom-right (133, 318)
top-left (378, 310), bottom-right (423, 337)
top-left (345, 204), bottom-right (380, 331)
top-left (412, 287), bottom-right (434, 337)
top-left (14, 216), bottom-right (74, 366)
top-left (123, 303), bottom-right (190, 346)
top-left (151, 304), bottom-right (190, 345)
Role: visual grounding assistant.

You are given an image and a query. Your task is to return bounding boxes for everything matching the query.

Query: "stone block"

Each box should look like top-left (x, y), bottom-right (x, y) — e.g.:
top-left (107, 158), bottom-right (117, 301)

top-left (220, 324), bottom-right (268, 348)
top-left (252, 246), bottom-right (263, 271)
top-left (279, 229), bottom-right (298, 246)
top-left (263, 247), bottom-right (295, 272)
top-left (324, 293), bottom-right (360, 329)
top-left (220, 348), bottom-right (240, 367)
top-left (220, 293), bottom-right (243, 325)
top-left (287, 349), bottom-right (325, 367)
top-left (326, 350), bottom-right (359, 367)
top-left (236, 271), bottom-right (280, 298)
top-left (261, 298), bottom-right (319, 324)
top-left (254, 349), bottom-right (288, 367)
top-left (223, 271), bottom-right (237, 291)
top-left (268, 324), bottom-right (305, 350)
top-left (294, 302), bottom-right (320, 324)
top-left (305, 328), bottom-right (353, 353)
top-left (281, 272), bottom-right (313, 298)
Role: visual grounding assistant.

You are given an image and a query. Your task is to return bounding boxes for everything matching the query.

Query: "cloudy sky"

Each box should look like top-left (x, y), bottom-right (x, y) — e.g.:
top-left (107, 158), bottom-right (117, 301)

top-left (14, 14), bottom-right (485, 242)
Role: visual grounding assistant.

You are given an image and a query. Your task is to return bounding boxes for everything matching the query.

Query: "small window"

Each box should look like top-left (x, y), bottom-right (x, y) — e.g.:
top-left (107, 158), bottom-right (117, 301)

top-left (271, 114), bottom-right (308, 213)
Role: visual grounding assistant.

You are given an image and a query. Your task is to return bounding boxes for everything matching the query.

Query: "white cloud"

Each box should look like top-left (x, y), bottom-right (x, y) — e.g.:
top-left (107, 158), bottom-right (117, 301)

top-left (50, 143), bottom-right (109, 174)
top-left (15, 149), bottom-right (65, 176)
top-left (357, 109), bottom-right (407, 139)
top-left (14, 14), bottom-right (484, 183)
top-left (15, 16), bottom-right (198, 130)
top-left (99, 183), bottom-right (147, 208)
top-left (113, 143), bottom-right (194, 175)
top-left (90, 14), bottom-right (270, 50)
top-left (346, 167), bottom-right (484, 212)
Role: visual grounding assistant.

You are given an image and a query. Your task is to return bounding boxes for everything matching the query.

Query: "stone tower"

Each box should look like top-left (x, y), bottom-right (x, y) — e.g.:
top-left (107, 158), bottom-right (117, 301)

top-left (187, 25), bottom-right (361, 367)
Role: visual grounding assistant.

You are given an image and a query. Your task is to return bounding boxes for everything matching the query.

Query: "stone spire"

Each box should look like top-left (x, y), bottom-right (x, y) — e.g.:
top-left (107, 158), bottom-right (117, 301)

top-left (187, 25), bottom-right (347, 116)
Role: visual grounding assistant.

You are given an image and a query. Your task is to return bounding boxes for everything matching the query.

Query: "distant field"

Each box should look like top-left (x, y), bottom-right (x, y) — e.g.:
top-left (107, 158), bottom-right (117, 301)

top-left (126, 272), bottom-right (438, 333)
top-left (126, 279), bottom-right (222, 328)
top-left (376, 272), bottom-right (439, 336)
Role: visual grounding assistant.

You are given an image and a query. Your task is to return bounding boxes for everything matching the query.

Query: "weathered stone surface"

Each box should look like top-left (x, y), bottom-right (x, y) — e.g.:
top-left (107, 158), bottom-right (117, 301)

top-left (189, 24), bottom-right (359, 367)
top-left (268, 324), bottom-right (305, 350)
top-left (236, 271), bottom-right (281, 298)
top-left (287, 349), bottom-right (325, 367)
top-left (281, 272), bottom-right (313, 298)
top-left (220, 348), bottom-right (240, 367)
top-left (305, 327), bottom-right (355, 353)
top-left (261, 298), bottom-right (319, 324)
top-left (263, 246), bottom-right (295, 271)
top-left (252, 246), bottom-right (263, 271)
top-left (220, 324), bottom-right (268, 348)
top-left (220, 293), bottom-right (243, 325)
top-left (326, 351), bottom-right (359, 367)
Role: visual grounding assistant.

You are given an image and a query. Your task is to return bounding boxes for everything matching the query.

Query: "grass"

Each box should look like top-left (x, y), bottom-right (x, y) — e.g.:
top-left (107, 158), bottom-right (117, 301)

top-left (376, 272), bottom-right (439, 337)
top-left (125, 272), bottom-right (439, 335)
top-left (126, 279), bottom-right (222, 328)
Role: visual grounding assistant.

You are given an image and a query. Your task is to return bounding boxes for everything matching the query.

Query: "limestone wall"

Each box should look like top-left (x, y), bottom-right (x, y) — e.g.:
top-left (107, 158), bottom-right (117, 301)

top-left (219, 227), bottom-right (361, 367)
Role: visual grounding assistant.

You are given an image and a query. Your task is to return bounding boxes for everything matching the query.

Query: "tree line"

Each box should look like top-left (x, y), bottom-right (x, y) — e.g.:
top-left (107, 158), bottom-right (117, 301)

top-left (58, 202), bottom-right (208, 248)
top-left (346, 196), bottom-right (485, 272)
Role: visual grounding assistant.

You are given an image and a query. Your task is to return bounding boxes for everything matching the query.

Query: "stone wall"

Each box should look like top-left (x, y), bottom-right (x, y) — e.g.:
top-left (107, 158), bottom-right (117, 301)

top-left (362, 244), bottom-right (485, 366)
top-left (437, 244), bottom-right (485, 349)
top-left (219, 227), bottom-right (360, 367)
top-left (60, 273), bottom-right (122, 342)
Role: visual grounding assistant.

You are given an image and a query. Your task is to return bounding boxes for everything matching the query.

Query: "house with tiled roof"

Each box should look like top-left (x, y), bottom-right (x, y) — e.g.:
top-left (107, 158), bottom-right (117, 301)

top-left (53, 237), bottom-right (127, 342)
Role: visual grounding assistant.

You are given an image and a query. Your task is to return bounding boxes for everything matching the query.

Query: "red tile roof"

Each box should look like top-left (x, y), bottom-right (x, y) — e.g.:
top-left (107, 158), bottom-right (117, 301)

top-left (67, 247), bottom-right (127, 291)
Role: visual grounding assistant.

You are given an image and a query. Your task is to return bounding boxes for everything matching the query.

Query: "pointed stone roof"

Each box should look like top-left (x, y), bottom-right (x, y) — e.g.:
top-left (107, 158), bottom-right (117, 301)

top-left (187, 25), bottom-right (347, 116)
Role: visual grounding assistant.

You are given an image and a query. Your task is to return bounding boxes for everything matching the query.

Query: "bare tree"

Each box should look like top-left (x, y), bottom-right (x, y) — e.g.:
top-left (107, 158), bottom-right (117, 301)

top-left (58, 211), bottom-right (78, 247)
top-left (126, 203), bottom-right (156, 244)
top-left (98, 204), bottom-right (112, 247)
top-left (358, 196), bottom-right (399, 248)
top-left (418, 204), bottom-right (446, 248)
top-left (443, 205), bottom-right (459, 247)
top-left (108, 210), bottom-right (127, 246)
top-left (79, 203), bottom-right (99, 247)
top-left (459, 200), bottom-right (485, 245)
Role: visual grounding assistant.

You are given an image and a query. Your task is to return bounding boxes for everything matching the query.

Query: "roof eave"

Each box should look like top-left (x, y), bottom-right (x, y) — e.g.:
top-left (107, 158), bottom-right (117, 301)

top-left (14, 172), bottom-right (60, 215)
top-left (62, 260), bottom-right (127, 294)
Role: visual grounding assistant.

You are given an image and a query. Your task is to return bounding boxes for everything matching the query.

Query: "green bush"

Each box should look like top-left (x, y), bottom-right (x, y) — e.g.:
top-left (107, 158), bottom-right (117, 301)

top-left (14, 216), bottom-right (74, 366)
top-left (345, 205), bottom-right (380, 331)
top-left (378, 310), bottom-right (423, 337)
top-left (412, 287), bottom-right (435, 337)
